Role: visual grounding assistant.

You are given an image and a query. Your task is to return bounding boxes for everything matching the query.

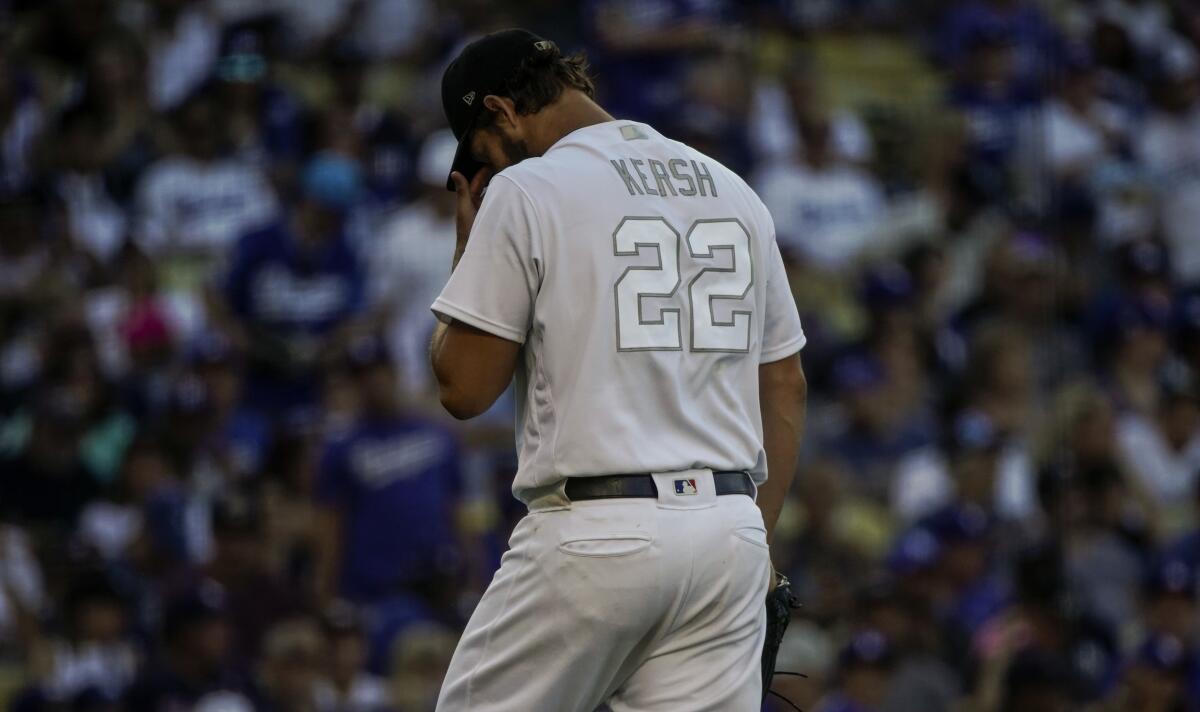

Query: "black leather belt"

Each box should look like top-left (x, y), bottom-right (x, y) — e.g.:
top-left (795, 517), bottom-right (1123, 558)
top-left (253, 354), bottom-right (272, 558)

top-left (564, 471), bottom-right (754, 501)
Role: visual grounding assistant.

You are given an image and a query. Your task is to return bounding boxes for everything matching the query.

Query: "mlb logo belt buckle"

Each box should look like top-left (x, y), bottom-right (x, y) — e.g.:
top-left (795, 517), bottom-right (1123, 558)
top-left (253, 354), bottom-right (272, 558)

top-left (673, 478), bottom-right (698, 496)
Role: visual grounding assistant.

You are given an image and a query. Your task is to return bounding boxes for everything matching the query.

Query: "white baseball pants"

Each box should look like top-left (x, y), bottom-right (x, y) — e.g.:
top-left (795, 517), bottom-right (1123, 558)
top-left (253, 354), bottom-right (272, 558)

top-left (436, 469), bottom-right (771, 711)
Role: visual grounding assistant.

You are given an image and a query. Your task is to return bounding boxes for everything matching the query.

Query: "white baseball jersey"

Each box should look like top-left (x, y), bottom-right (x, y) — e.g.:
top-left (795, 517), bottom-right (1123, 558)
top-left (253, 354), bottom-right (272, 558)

top-left (432, 120), bottom-right (805, 503)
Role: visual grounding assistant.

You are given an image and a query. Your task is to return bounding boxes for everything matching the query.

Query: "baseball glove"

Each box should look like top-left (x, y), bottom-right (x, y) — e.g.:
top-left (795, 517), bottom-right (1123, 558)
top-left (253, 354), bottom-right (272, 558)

top-left (762, 572), bottom-right (803, 708)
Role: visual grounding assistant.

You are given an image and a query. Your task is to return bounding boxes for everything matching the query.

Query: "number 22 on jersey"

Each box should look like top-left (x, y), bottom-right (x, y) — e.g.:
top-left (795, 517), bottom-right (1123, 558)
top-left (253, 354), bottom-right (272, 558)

top-left (613, 217), bottom-right (753, 353)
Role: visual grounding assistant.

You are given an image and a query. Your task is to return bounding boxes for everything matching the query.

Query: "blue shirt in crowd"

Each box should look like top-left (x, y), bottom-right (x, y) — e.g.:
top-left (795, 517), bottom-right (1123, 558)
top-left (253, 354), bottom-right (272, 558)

top-left (316, 415), bottom-right (463, 602)
top-left (583, 0), bottom-right (731, 130)
top-left (223, 220), bottom-right (365, 336)
top-left (222, 219), bottom-right (365, 420)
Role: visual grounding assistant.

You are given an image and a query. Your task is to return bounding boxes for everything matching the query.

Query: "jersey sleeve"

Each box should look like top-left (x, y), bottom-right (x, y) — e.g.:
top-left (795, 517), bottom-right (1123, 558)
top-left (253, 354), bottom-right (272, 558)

top-left (760, 235), bottom-right (806, 363)
top-left (431, 175), bottom-right (542, 344)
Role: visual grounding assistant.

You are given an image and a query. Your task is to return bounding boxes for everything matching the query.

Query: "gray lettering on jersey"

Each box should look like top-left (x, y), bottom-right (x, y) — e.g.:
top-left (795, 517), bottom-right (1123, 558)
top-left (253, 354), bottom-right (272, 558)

top-left (685, 218), bottom-right (754, 353)
top-left (610, 159), bottom-right (643, 196)
top-left (693, 160), bottom-right (717, 197)
top-left (669, 158), bottom-right (697, 196)
top-left (630, 159), bottom-right (659, 196)
top-left (612, 216), bottom-right (683, 352)
top-left (647, 159), bottom-right (678, 197)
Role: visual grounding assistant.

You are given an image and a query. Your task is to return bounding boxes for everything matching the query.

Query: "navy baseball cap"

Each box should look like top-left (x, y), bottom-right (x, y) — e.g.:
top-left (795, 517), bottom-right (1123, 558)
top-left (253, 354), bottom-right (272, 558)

top-left (186, 331), bottom-right (236, 366)
top-left (441, 29), bottom-right (558, 190)
top-left (1137, 633), bottom-right (1191, 674)
top-left (1177, 289), bottom-right (1200, 338)
top-left (164, 580), bottom-right (227, 641)
top-left (861, 261), bottom-right (914, 308)
top-left (920, 503), bottom-right (990, 544)
top-left (949, 410), bottom-right (1002, 454)
top-left (832, 353), bottom-right (886, 395)
top-left (886, 526), bottom-right (942, 575)
top-left (1144, 557), bottom-right (1196, 597)
top-left (837, 630), bottom-right (895, 669)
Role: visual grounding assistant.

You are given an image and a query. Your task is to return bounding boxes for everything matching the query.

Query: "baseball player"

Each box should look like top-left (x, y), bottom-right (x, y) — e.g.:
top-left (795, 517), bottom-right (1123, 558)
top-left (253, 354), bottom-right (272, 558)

top-left (429, 29), bottom-right (808, 711)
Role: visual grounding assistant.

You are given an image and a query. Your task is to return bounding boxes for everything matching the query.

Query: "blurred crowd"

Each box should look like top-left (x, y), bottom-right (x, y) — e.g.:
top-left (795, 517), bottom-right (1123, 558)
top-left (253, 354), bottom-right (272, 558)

top-left (2, 0), bottom-right (1200, 711)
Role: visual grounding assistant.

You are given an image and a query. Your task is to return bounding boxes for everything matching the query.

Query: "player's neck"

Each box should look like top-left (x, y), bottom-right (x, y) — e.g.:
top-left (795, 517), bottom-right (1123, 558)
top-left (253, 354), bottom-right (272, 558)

top-left (529, 90), bottom-right (615, 156)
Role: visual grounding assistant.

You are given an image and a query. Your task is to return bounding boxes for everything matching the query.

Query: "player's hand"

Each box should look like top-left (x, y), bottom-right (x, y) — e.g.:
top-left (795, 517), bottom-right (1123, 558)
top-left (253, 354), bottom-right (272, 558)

top-left (450, 167), bottom-right (493, 248)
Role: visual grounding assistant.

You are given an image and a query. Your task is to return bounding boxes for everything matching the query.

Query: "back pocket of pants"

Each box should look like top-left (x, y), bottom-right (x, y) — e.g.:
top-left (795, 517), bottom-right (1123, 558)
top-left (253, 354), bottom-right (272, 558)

top-left (558, 533), bottom-right (652, 558)
top-left (733, 526), bottom-right (769, 550)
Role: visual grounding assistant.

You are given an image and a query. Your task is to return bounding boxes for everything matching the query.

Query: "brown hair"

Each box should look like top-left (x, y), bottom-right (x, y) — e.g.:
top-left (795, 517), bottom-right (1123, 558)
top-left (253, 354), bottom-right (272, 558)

top-left (480, 46), bottom-right (596, 124)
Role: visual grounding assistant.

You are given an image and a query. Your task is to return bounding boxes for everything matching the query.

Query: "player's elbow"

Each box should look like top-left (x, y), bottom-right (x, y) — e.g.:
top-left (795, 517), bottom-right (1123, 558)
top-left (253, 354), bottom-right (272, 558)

top-left (437, 382), bottom-right (489, 420)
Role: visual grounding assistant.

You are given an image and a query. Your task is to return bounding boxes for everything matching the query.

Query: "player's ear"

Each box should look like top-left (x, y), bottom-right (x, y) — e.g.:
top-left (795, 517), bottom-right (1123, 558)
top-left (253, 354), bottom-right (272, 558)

top-left (483, 95), bottom-right (519, 130)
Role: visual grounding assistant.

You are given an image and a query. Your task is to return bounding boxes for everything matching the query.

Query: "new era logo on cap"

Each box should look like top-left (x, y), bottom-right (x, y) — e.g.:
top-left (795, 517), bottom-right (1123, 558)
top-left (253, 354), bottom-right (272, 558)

top-left (462, 91), bottom-right (476, 106)
top-left (534, 40), bottom-right (555, 52)
top-left (674, 479), bottom-right (698, 496)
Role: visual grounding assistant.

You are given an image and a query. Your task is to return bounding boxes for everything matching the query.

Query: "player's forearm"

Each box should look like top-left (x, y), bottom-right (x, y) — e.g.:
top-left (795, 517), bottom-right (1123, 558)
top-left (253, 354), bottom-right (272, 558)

top-left (757, 354), bottom-right (806, 544)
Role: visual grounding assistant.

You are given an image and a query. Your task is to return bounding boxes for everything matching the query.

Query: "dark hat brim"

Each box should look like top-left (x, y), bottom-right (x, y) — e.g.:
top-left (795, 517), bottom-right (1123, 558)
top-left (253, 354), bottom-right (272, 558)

top-left (446, 130), bottom-right (486, 191)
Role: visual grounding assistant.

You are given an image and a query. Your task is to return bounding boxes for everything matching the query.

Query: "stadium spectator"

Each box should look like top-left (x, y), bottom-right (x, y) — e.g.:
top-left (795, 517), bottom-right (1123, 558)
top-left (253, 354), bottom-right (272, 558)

top-left (75, 31), bottom-right (157, 209)
top-left (14, 571), bottom-right (137, 708)
top-left (755, 114), bottom-right (888, 271)
top-left (938, 0), bottom-right (1063, 90)
top-left (0, 523), bottom-right (43, 654)
top-left (1137, 40), bottom-right (1200, 286)
top-left (213, 22), bottom-right (307, 184)
top-left (1107, 633), bottom-right (1193, 712)
top-left (583, 0), bottom-right (736, 135)
top-left (185, 331), bottom-right (270, 483)
top-left (210, 152), bottom-right (365, 428)
top-left (815, 630), bottom-right (897, 712)
top-left (0, 50), bottom-right (44, 195)
top-left (140, 0), bottom-right (220, 111)
top-left (49, 105), bottom-right (130, 264)
top-left (822, 352), bottom-right (931, 500)
top-left (750, 51), bottom-right (874, 170)
top-left (318, 44), bottom-right (415, 209)
top-left (124, 581), bottom-right (258, 711)
top-left (257, 618), bottom-right (323, 712)
top-left (133, 85), bottom-right (278, 281)
top-left (370, 129), bottom-right (457, 396)
top-left (313, 334), bottom-right (466, 622)
top-left (191, 493), bottom-right (308, 662)
top-left (315, 607), bottom-right (390, 712)
top-left (1040, 46), bottom-right (1131, 189)
top-left (387, 621), bottom-right (456, 712)
top-left (1104, 293), bottom-right (1174, 415)
top-left (945, 20), bottom-right (1040, 203)
top-left (1117, 368), bottom-right (1200, 527)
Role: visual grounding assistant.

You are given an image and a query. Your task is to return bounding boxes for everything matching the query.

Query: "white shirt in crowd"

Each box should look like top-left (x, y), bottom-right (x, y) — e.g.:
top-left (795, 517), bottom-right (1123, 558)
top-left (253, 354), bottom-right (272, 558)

top-left (315, 674), bottom-right (391, 712)
top-left (1116, 413), bottom-right (1200, 505)
top-left (754, 159), bottom-right (887, 270)
top-left (40, 640), bottom-right (139, 702)
top-left (749, 81), bottom-right (874, 166)
top-left (1042, 98), bottom-right (1128, 177)
top-left (147, 5), bottom-right (219, 110)
top-left (1, 96), bottom-right (43, 192)
top-left (134, 155), bottom-right (278, 257)
top-left (58, 172), bottom-right (128, 263)
top-left (1136, 105), bottom-right (1200, 284)
top-left (372, 199), bottom-right (455, 394)
top-left (891, 444), bottom-right (1037, 524)
top-left (433, 121), bottom-right (805, 502)
top-left (0, 525), bottom-right (44, 645)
